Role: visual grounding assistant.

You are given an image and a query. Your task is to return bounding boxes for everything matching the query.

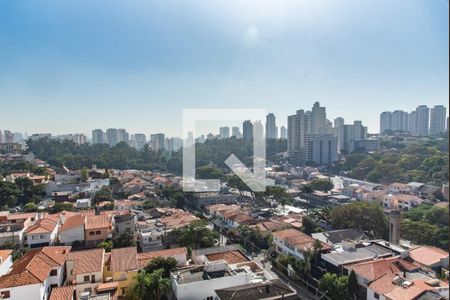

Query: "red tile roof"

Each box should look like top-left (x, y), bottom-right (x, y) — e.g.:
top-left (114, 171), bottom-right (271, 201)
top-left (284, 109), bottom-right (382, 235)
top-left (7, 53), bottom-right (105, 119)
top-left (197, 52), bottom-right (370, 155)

top-left (110, 247), bottom-right (138, 272)
top-left (409, 246), bottom-right (449, 267)
top-left (137, 247), bottom-right (187, 268)
top-left (205, 250), bottom-right (249, 264)
top-left (85, 215), bottom-right (110, 230)
top-left (49, 285), bottom-right (75, 300)
top-left (59, 214), bottom-right (85, 232)
top-left (0, 246), bottom-right (71, 288)
top-left (273, 229), bottom-right (331, 252)
top-left (25, 218), bottom-right (57, 234)
top-left (67, 248), bottom-right (104, 275)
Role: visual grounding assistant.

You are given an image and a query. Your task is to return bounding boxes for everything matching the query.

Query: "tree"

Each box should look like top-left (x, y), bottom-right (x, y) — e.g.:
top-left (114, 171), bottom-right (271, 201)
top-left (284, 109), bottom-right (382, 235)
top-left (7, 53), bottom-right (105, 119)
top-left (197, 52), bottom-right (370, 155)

top-left (128, 269), bottom-right (171, 300)
top-left (309, 179), bottom-right (334, 192)
top-left (97, 240), bottom-right (112, 252)
top-left (330, 202), bottom-right (388, 239)
top-left (48, 202), bottom-right (75, 213)
top-left (302, 216), bottom-right (317, 235)
top-left (93, 187), bottom-right (113, 204)
top-left (81, 167), bottom-right (89, 182)
top-left (145, 257), bottom-right (177, 278)
top-left (0, 182), bottom-right (21, 208)
top-left (196, 165), bottom-right (224, 179)
top-left (170, 220), bottom-right (218, 249)
top-left (319, 273), bottom-right (349, 300)
top-left (112, 232), bottom-right (136, 248)
top-left (24, 202), bottom-right (38, 212)
top-left (348, 270), bottom-right (359, 299)
top-left (300, 184), bottom-right (314, 213)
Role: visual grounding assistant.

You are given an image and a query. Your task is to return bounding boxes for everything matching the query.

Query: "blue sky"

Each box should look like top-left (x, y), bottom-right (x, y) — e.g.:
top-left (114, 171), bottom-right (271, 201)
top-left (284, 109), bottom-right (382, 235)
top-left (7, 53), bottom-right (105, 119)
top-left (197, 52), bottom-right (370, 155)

top-left (0, 0), bottom-right (448, 136)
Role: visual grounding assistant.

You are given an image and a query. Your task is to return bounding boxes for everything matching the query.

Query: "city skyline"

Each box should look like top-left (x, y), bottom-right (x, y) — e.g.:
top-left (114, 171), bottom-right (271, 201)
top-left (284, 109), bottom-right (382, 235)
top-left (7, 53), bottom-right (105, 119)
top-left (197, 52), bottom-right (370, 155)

top-left (0, 0), bottom-right (448, 136)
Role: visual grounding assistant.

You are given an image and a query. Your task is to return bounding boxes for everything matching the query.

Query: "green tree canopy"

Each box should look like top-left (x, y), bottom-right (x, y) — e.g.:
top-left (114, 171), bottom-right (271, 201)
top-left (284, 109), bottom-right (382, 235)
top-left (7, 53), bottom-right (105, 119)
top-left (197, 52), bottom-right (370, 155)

top-left (330, 202), bottom-right (388, 239)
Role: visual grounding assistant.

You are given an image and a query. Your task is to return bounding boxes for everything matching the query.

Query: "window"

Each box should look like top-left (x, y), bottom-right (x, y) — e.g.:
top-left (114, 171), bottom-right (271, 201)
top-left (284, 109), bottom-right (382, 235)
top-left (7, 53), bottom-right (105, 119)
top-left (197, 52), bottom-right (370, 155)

top-left (0, 291), bottom-right (10, 299)
top-left (89, 231), bottom-right (95, 236)
top-left (374, 293), bottom-right (380, 299)
top-left (84, 275), bottom-right (90, 282)
top-left (91, 275), bottom-right (95, 283)
top-left (121, 288), bottom-right (127, 295)
top-left (96, 230), bottom-right (101, 235)
top-left (50, 269), bottom-right (57, 276)
top-left (207, 297), bottom-right (213, 300)
top-left (40, 235), bottom-right (44, 239)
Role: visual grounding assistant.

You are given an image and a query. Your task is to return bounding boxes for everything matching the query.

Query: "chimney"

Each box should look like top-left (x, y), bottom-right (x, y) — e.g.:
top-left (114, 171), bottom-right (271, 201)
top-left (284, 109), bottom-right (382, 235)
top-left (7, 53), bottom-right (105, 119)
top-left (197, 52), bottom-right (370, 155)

top-left (389, 210), bottom-right (401, 245)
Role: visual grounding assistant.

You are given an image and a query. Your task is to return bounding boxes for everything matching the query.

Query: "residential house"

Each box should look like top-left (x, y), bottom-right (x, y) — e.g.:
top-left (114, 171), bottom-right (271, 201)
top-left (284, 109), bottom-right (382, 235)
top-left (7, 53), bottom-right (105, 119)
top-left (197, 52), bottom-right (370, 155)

top-left (25, 218), bottom-right (59, 248)
top-left (85, 215), bottom-right (112, 248)
top-left (66, 248), bottom-right (105, 298)
top-left (190, 192), bottom-right (238, 209)
top-left (136, 247), bottom-right (187, 268)
top-left (0, 246), bottom-right (71, 300)
top-left (312, 229), bottom-right (368, 248)
top-left (0, 249), bottom-right (13, 276)
top-left (103, 247), bottom-right (139, 297)
top-left (48, 286), bottom-right (75, 300)
top-left (272, 229), bottom-right (331, 261)
top-left (58, 214), bottom-right (85, 246)
top-left (170, 259), bottom-right (295, 300)
top-left (408, 246), bottom-right (449, 273)
top-left (113, 213), bottom-right (135, 236)
top-left (192, 245), bottom-right (249, 265)
top-left (321, 240), bottom-right (395, 274)
top-left (383, 194), bottom-right (424, 211)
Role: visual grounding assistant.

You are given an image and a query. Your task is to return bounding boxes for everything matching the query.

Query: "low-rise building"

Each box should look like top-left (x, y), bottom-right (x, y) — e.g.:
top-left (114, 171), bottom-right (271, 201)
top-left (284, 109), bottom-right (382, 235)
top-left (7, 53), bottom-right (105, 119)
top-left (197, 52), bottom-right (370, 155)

top-left (25, 218), bottom-right (59, 248)
top-left (85, 215), bottom-right (112, 248)
top-left (66, 248), bottom-right (105, 298)
top-left (170, 259), bottom-right (294, 300)
top-left (58, 214), bottom-right (85, 246)
top-left (0, 246), bottom-right (71, 300)
top-left (408, 246), bottom-right (449, 273)
top-left (312, 229), bottom-right (368, 248)
top-left (113, 213), bottom-right (135, 236)
top-left (383, 194), bottom-right (424, 211)
top-left (272, 229), bottom-right (331, 261)
top-left (103, 247), bottom-right (138, 297)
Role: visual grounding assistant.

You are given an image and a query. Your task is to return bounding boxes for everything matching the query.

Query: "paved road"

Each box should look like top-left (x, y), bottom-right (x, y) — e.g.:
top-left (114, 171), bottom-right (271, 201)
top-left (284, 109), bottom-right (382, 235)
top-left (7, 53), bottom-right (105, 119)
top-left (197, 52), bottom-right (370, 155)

top-left (252, 253), bottom-right (318, 300)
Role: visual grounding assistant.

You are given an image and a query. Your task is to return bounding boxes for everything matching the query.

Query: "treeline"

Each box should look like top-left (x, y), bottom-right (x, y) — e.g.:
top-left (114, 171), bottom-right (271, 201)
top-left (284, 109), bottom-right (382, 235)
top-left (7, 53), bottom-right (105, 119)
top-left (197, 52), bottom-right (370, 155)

top-left (334, 134), bottom-right (449, 186)
top-left (25, 137), bottom-right (287, 174)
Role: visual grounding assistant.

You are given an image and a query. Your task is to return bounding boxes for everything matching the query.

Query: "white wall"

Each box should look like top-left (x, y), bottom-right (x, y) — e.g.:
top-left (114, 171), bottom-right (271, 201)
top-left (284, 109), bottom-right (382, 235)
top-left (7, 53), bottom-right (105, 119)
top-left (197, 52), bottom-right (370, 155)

top-left (0, 283), bottom-right (43, 300)
top-left (59, 226), bottom-right (84, 245)
top-left (173, 272), bottom-right (251, 300)
top-left (0, 255), bottom-right (13, 276)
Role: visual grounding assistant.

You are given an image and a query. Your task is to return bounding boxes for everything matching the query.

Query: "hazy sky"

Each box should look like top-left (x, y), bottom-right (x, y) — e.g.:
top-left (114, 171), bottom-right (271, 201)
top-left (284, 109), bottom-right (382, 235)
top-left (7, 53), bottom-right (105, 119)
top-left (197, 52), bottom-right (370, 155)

top-left (0, 0), bottom-right (448, 137)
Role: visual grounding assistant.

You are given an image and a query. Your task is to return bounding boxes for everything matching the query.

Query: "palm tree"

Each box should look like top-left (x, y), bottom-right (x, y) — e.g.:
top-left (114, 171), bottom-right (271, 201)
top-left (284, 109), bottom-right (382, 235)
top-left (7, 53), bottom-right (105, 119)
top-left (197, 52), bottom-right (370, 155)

top-left (300, 184), bottom-right (314, 214)
top-left (128, 269), bottom-right (171, 300)
top-left (148, 268), bottom-right (171, 300)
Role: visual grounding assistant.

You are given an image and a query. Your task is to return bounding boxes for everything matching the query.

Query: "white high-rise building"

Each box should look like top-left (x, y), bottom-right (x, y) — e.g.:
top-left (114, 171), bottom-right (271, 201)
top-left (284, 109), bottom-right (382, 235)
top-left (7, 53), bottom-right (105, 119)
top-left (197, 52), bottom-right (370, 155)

top-left (118, 129), bottom-right (129, 144)
top-left (280, 126), bottom-right (287, 139)
top-left (408, 111), bottom-right (417, 136)
top-left (430, 105), bottom-right (446, 135)
top-left (266, 113), bottom-right (278, 139)
top-left (287, 110), bottom-right (309, 166)
top-left (391, 110), bottom-right (409, 132)
top-left (333, 117), bottom-right (345, 153)
top-left (305, 134), bottom-right (337, 165)
top-left (342, 121), bottom-right (368, 152)
top-left (150, 133), bottom-right (165, 151)
top-left (92, 129), bottom-right (105, 144)
top-left (310, 102), bottom-right (327, 134)
top-left (231, 127), bottom-right (241, 138)
top-left (219, 127), bottom-right (230, 139)
top-left (106, 128), bottom-right (119, 146)
top-left (415, 105), bottom-right (430, 136)
top-left (380, 111), bottom-right (392, 133)
top-left (242, 120), bottom-right (253, 143)
top-left (134, 133), bottom-right (147, 150)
